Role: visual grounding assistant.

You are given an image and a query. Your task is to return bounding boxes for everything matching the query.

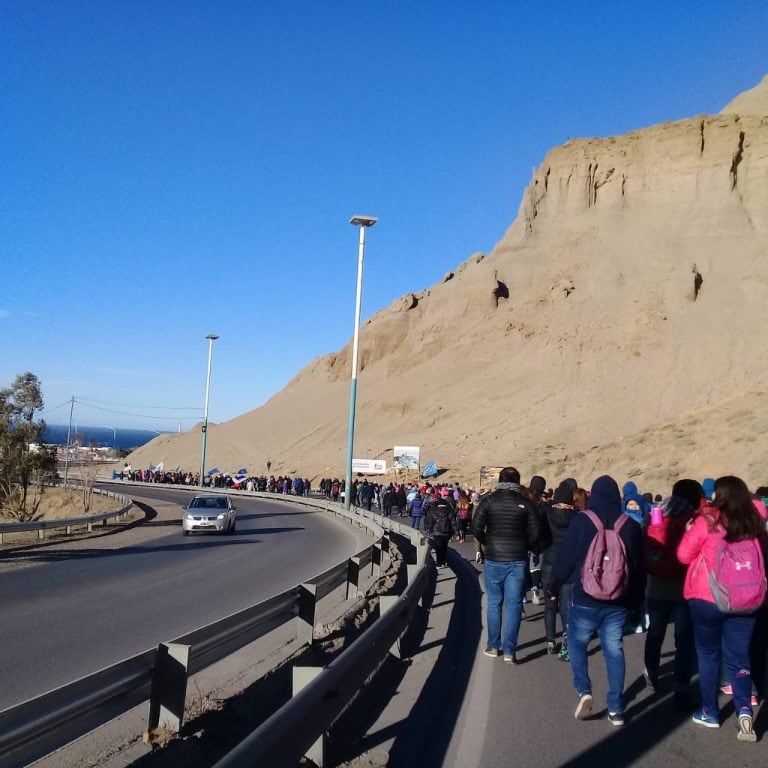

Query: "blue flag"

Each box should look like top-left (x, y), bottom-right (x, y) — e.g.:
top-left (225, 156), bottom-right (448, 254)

top-left (207, 467), bottom-right (220, 476)
top-left (422, 460), bottom-right (438, 478)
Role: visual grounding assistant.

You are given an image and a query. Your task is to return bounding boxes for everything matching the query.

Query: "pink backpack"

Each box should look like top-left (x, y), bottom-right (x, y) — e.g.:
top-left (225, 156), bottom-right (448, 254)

top-left (709, 533), bottom-right (767, 614)
top-left (581, 510), bottom-right (630, 600)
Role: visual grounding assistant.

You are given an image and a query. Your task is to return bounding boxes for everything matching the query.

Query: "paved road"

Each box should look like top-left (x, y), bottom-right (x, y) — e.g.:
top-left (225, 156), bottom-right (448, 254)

top-left (0, 488), bottom-right (362, 710)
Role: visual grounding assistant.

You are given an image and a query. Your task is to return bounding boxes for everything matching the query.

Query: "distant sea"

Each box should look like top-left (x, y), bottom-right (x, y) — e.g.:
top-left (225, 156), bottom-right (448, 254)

top-left (41, 425), bottom-right (169, 451)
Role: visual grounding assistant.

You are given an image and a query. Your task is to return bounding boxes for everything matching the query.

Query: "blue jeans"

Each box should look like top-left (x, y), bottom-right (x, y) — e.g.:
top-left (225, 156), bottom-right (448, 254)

top-left (644, 598), bottom-right (695, 691)
top-left (568, 602), bottom-right (628, 714)
top-left (483, 559), bottom-right (526, 656)
top-left (689, 598), bottom-right (757, 714)
top-left (411, 515), bottom-right (422, 530)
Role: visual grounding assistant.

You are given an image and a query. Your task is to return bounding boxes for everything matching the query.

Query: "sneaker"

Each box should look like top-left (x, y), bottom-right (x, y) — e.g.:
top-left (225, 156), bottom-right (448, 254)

top-left (483, 647), bottom-right (500, 658)
top-left (532, 591), bottom-right (542, 605)
top-left (692, 710), bottom-right (720, 729)
top-left (503, 654), bottom-right (518, 665)
top-left (720, 683), bottom-right (733, 695)
top-left (575, 693), bottom-right (593, 720)
top-left (751, 694), bottom-right (759, 707)
top-left (558, 647), bottom-right (570, 662)
top-left (475, 551), bottom-right (482, 564)
top-left (737, 709), bottom-right (757, 743)
top-left (546, 641), bottom-right (557, 655)
top-left (608, 712), bottom-right (624, 727)
top-left (643, 667), bottom-right (658, 692)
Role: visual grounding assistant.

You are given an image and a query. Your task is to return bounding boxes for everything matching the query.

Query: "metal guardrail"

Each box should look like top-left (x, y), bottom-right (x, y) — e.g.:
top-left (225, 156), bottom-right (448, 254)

top-left (213, 553), bottom-right (431, 768)
top-left (0, 488), bottom-right (133, 543)
top-left (0, 491), bottom-right (421, 768)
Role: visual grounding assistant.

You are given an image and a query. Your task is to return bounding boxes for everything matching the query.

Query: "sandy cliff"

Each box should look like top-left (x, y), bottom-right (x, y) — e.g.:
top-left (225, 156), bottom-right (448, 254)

top-left (129, 76), bottom-right (768, 491)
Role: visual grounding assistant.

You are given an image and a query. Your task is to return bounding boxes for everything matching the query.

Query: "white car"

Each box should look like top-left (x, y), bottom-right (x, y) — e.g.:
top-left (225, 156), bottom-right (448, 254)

top-left (182, 494), bottom-right (237, 535)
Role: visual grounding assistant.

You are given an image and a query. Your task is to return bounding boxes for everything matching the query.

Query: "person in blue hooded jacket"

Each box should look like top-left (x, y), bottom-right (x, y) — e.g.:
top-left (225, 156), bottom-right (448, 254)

top-left (548, 475), bottom-right (646, 727)
top-left (622, 481), bottom-right (650, 526)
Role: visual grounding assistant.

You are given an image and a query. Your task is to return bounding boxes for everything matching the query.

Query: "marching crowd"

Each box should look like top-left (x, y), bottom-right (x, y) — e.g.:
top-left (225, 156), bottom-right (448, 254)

top-left (119, 462), bottom-right (767, 743)
top-left (402, 468), bottom-right (767, 744)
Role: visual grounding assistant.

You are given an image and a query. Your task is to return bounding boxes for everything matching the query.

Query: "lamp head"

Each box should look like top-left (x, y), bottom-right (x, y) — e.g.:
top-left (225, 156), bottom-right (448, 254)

top-left (349, 215), bottom-right (377, 227)
top-left (205, 334), bottom-right (220, 341)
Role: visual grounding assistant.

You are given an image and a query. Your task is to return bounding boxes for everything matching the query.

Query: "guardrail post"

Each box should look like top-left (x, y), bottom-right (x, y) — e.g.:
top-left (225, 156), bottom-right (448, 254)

top-left (346, 556), bottom-right (361, 599)
top-left (378, 595), bottom-right (404, 659)
top-left (407, 564), bottom-right (419, 585)
top-left (372, 541), bottom-right (382, 577)
top-left (145, 642), bottom-right (191, 741)
top-left (38, 529), bottom-right (44, 540)
top-left (416, 544), bottom-right (429, 566)
top-left (297, 583), bottom-right (317, 646)
top-left (293, 667), bottom-right (324, 766)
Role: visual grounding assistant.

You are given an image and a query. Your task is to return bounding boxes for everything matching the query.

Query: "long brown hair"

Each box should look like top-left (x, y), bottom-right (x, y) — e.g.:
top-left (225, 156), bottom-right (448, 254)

top-left (713, 475), bottom-right (764, 542)
top-left (572, 488), bottom-right (589, 511)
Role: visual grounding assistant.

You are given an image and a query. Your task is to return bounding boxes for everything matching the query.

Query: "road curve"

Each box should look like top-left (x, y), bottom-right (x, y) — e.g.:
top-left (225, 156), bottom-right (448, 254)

top-left (0, 488), bottom-right (364, 710)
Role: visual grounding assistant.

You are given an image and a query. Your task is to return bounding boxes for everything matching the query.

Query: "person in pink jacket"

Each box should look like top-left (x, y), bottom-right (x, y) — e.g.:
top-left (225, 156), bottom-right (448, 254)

top-left (677, 475), bottom-right (766, 742)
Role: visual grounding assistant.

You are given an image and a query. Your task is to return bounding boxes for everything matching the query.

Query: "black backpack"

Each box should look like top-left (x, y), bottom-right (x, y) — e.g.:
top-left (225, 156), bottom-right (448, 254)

top-left (433, 500), bottom-right (453, 534)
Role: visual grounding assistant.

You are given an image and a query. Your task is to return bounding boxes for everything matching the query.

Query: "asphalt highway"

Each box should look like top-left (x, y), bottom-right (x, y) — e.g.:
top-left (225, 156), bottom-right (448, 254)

top-left (0, 488), bottom-right (363, 711)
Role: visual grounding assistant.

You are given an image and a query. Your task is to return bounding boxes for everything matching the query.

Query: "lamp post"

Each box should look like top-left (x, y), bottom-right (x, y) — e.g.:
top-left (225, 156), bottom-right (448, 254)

top-left (101, 425), bottom-right (117, 456)
top-left (344, 215), bottom-right (377, 509)
top-left (199, 334), bottom-right (219, 486)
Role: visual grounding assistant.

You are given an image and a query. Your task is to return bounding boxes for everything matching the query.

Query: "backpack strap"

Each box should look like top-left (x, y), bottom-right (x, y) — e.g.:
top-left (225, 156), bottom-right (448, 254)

top-left (583, 509), bottom-right (604, 531)
top-left (613, 513), bottom-right (629, 534)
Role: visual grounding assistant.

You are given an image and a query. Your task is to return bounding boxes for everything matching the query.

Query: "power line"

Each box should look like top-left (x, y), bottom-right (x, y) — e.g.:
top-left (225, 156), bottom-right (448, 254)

top-left (73, 400), bottom-right (201, 421)
top-left (75, 396), bottom-right (202, 411)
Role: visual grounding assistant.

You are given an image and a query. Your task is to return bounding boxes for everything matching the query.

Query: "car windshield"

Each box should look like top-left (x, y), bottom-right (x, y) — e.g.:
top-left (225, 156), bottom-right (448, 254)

top-left (190, 497), bottom-right (227, 509)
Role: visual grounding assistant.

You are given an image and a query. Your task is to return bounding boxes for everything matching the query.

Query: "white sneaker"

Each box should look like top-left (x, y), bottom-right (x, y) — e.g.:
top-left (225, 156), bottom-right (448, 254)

top-left (575, 693), bottom-right (593, 720)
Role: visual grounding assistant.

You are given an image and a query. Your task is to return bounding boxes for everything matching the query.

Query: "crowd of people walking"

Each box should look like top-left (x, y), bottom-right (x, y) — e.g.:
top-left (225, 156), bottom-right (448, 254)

top-left (118, 460), bottom-right (767, 743)
top-left (458, 468), bottom-right (767, 743)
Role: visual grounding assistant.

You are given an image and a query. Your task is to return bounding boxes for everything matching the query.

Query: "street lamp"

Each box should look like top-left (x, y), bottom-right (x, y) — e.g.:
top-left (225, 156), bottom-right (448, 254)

top-left (200, 334), bottom-right (219, 486)
top-left (101, 425), bottom-right (117, 455)
top-left (344, 215), bottom-right (377, 509)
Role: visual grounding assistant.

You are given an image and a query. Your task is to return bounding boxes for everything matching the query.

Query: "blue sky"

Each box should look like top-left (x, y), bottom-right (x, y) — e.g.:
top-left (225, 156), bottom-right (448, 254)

top-left (2, 2), bottom-right (767, 430)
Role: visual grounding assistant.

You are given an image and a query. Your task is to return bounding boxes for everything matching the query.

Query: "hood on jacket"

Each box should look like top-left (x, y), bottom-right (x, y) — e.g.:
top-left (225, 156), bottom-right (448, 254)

top-left (622, 481), bottom-right (639, 499)
top-left (553, 481), bottom-right (573, 505)
top-left (590, 475), bottom-right (622, 519)
top-left (702, 478), bottom-right (716, 500)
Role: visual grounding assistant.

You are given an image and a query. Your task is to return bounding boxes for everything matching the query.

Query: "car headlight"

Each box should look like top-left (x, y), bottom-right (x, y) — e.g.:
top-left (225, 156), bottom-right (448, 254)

top-left (185, 513), bottom-right (194, 520)
top-left (217, 513), bottom-right (225, 519)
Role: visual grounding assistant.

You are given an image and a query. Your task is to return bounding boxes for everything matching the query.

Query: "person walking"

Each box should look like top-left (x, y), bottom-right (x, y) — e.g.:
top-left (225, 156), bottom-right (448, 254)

top-left (424, 487), bottom-right (457, 568)
top-left (471, 467), bottom-right (543, 665)
top-left (548, 475), bottom-right (646, 726)
top-left (642, 479), bottom-right (702, 710)
top-left (409, 489), bottom-right (424, 530)
top-left (541, 481), bottom-right (577, 660)
top-left (677, 475), bottom-right (766, 741)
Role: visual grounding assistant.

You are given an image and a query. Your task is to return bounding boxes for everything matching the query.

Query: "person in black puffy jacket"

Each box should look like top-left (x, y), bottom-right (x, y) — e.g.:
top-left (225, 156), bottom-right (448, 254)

top-left (471, 467), bottom-right (543, 663)
top-left (424, 488), bottom-right (457, 568)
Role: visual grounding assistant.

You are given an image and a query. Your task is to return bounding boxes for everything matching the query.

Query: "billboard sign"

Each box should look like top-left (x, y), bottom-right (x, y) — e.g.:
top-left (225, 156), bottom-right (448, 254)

top-left (393, 446), bottom-right (420, 470)
top-left (352, 459), bottom-right (387, 475)
top-left (479, 466), bottom-right (506, 487)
